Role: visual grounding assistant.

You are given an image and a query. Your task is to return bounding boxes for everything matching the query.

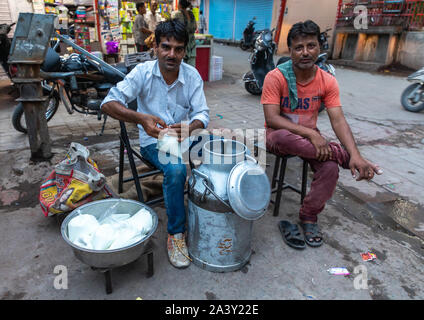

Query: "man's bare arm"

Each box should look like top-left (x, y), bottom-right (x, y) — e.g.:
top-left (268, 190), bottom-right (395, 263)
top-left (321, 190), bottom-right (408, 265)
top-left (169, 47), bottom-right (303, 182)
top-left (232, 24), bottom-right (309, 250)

top-left (141, 27), bottom-right (153, 34)
top-left (263, 104), bottom-right (332, 161)
top-left (168, 119), bottom-right (205, 142)
top-left (327, 107), bottom-right (382, 180)
top-left (326, 107), bottom-right (360, 157)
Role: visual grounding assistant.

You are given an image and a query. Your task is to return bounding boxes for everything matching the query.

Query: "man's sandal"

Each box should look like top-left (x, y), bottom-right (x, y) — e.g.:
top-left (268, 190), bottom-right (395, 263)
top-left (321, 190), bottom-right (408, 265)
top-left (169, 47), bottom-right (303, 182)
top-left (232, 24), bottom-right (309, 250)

top-left (300, 222), bottom-right (323, 247)
top-left (278, 220), bottom-right (306, 250)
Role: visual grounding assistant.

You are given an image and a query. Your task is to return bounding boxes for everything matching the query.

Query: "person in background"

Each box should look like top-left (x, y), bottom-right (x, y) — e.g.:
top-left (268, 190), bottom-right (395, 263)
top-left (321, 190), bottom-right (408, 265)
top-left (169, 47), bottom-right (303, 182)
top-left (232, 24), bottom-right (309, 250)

top-left (172, 0), bottom-right (197, 67)
top-left (198, 10), bottom-right (206, 34)
top-left (145, 0), bottom-right (163, 33)
top-left (134, 2), bottom-right (152, 52)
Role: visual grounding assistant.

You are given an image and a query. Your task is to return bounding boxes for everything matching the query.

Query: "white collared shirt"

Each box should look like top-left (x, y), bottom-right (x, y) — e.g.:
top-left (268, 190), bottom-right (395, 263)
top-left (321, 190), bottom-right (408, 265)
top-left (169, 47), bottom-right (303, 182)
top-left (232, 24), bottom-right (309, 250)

top-left (101, 60), bottom-right (210, 147)
top-left (145, 11), bottom-right (163, 32)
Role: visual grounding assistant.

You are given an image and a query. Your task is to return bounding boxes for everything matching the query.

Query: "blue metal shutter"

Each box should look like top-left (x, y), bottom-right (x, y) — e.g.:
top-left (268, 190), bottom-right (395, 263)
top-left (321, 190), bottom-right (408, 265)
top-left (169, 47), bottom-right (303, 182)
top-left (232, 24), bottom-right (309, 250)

top-left (208, 0), bottom-right (235, 40)
top-left (234, 0), bottom-right (273, 41)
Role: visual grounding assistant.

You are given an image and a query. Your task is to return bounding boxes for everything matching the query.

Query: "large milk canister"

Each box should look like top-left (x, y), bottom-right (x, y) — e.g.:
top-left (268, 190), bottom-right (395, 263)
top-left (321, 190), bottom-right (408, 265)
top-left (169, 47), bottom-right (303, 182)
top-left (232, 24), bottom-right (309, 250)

top-left (187, 139), bottom-right (271, 272)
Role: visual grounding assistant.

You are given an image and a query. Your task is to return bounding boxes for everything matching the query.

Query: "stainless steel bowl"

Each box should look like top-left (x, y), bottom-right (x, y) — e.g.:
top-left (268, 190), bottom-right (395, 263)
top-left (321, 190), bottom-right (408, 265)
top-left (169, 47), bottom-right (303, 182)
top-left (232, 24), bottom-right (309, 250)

top-left (61, 198), bottom-right (158, 269)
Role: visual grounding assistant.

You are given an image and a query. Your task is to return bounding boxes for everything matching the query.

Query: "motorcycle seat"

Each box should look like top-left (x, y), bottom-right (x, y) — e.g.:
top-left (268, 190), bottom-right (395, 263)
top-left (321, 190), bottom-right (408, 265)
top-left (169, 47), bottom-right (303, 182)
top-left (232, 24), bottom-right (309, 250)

top-left (102, 62), bottom-right (128, 84)
top-left (94, 83), bottom-right (114, 90)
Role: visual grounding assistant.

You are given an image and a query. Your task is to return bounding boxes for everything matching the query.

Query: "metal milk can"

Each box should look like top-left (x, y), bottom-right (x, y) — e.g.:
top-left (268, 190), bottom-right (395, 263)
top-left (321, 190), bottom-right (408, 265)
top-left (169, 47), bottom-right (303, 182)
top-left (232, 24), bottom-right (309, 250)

top-left (187, 139), bottom-right (271, 272)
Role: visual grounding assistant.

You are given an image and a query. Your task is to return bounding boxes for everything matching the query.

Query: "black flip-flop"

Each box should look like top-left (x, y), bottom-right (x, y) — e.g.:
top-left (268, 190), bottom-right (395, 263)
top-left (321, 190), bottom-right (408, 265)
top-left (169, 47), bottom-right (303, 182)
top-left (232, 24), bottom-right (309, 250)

top-left (300, 222), bottom-right (323, 247)
top-left (278, 220), bottom-right (306, 250)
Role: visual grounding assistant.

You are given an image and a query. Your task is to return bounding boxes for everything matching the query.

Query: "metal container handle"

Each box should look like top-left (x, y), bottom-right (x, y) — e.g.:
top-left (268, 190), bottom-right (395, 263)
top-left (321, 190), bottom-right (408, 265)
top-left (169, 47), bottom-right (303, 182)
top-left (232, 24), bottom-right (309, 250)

top-left (245, 154), bottom-right (258, 164)
top-left (191, 169), bottom-right (232, 210)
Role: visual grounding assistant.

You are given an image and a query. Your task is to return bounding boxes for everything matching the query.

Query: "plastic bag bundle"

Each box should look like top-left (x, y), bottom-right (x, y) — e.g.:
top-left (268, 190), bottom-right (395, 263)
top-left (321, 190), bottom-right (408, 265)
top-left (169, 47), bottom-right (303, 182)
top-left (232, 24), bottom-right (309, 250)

top-left (67, 207), bottom-right (153, 251)
top-left (39, 143), bottom-right (112, 217)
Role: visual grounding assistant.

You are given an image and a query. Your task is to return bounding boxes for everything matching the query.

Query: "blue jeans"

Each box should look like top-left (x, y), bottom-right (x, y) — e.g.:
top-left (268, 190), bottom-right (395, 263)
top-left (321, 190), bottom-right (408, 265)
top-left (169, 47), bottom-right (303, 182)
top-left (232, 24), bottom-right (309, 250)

top-left (140, 143), bottom-right (187, 235)
top-left (140, 134), bottom-right (219, 234)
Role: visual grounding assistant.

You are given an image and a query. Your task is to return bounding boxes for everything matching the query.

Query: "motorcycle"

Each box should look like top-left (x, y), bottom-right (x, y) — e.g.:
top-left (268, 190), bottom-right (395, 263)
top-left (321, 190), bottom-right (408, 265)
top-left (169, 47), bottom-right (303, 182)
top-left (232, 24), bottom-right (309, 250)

top-left (1, 22), bottom-right (61, 133)
top-left (242, 28), bottom-right (276, 95)
top-left (401, 66), bottom-right (424, 113)
top-left (12, 38), bottom-right (154, 134)
top-left (240, 17), bottom-right (261, 51)
top-left (242, 27), bottom-right (336, 113)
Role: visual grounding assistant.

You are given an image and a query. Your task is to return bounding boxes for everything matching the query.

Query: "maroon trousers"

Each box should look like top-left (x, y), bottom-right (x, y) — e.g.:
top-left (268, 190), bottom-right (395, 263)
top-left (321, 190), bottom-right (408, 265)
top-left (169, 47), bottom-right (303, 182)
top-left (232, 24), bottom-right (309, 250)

top-left (266, 128), bottom-right (351, 223)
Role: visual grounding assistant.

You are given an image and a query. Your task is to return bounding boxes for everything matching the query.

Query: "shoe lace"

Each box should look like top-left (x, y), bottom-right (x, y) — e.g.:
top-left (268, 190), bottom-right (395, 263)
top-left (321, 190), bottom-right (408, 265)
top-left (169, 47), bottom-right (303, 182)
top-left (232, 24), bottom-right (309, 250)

top-left (171, 237), bottom-right (193, 262)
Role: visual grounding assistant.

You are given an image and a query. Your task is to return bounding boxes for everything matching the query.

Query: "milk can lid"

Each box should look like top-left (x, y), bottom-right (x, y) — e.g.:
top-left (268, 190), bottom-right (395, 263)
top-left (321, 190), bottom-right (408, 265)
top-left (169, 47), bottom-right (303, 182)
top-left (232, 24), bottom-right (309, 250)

top-left (227, 155), bottom-right (271, 220)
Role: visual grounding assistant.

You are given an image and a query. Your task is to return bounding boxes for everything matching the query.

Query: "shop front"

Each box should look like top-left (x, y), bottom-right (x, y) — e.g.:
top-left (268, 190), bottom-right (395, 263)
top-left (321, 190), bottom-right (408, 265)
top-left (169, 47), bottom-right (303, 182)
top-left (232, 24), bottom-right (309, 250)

top-left (16, 1), bottom-right (213, 80)
top-left (30, 0), bottom-right (173, 59)
top-left (204, 0), bottom-right (274, 42)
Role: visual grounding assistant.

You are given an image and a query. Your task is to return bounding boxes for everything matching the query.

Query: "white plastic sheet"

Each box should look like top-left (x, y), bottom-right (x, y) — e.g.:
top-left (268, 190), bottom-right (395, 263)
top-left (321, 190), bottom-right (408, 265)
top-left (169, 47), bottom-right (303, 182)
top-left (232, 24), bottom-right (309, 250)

top-left (67, 202), bottom-right (153, 250)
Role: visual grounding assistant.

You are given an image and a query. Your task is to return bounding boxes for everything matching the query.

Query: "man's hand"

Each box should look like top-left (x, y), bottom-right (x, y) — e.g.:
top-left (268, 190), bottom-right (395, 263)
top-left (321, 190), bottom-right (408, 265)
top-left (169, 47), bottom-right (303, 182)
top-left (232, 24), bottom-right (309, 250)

top-left (309, 130), bottom-right (332, 162)
top-left (139, 114), bottom-right (167, 139)
top-left (167, 122), bottom-right (190, 142)
top-left (167, 120), bottom-right (204, 142)
top-left (349, 154), bottom-right (383, 181)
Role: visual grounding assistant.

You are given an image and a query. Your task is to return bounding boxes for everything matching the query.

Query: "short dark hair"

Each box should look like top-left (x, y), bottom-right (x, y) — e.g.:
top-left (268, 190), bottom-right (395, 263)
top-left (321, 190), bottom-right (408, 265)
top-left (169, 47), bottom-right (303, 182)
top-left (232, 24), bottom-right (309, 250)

top-left (155, 19), bottom-right (189, 47)
top-left (136, 2), bottom-right (145, 11)
top-left (287, 20), bottom-right (321, 48)
top-left (179, 0), bottom-right (191, 9)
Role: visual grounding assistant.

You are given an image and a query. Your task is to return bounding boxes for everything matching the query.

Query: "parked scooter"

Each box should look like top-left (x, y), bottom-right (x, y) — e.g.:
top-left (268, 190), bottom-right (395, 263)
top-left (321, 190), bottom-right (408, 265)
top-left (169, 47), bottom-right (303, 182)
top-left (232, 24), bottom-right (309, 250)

top-left (12, 39), bottom-right (154, 134)
top-left (401, 66), bottom-right (424, 112)
top-left (240, 17), bottom-right (261, 51)
top-left (242, 28), bottom-right (276, 95)
top-left (242, 27), bottom-right (336, 113)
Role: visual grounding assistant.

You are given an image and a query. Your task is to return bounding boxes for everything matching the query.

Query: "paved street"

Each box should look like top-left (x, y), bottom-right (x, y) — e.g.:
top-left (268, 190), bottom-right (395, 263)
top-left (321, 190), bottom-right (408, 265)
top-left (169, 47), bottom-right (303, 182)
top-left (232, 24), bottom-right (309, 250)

top-left (1, 43), bottom-right (424, 300)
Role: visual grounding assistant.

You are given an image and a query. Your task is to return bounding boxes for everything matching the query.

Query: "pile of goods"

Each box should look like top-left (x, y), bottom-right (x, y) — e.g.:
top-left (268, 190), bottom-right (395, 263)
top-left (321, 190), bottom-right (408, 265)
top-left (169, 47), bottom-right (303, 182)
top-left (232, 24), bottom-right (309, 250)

top-left (67, 208), bottom-right (153, 250)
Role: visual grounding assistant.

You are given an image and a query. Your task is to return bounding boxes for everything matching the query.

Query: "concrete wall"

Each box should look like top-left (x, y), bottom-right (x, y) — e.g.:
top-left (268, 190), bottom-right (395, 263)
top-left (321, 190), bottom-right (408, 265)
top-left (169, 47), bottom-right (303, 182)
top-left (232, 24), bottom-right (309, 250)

top-left (276, 0), bottom-right (339, 54)
top-left (270, 0), bottom-right (281, 31)
top-left (397, 32), bottom-right (424, 70)
top-left (7, 0), bottom-right (33, 23)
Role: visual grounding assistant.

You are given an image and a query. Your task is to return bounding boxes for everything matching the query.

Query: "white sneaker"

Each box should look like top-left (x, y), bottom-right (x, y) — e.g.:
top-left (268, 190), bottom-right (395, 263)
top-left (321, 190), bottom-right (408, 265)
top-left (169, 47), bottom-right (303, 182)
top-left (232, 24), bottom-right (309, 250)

top-left (167, 233), bottom-right (191, 269)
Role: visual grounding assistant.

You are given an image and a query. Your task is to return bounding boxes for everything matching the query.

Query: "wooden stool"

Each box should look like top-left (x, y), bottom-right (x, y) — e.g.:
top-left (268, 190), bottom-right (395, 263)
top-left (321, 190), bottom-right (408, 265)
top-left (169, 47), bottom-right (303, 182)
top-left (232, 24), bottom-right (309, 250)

top-left (270, 153), bottom-right (309, 216)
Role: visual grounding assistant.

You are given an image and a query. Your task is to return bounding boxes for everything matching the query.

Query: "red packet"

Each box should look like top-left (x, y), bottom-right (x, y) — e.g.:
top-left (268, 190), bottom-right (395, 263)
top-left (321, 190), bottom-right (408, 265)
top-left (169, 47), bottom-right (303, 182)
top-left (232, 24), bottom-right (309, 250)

top-left (361, 252), bottom-right (377, 261)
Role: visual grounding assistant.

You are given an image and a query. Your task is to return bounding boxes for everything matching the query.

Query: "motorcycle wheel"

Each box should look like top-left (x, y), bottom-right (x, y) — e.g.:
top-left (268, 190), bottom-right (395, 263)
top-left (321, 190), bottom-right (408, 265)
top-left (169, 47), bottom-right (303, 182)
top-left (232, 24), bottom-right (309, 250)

top-left (12, 89), bottom-right (60, 134)
top-left (240, 40), bottom-right (249, 51)
top-left (401, 83), bottom-right (424, 113)
top-left (245, 80), bottom-right (262, 95)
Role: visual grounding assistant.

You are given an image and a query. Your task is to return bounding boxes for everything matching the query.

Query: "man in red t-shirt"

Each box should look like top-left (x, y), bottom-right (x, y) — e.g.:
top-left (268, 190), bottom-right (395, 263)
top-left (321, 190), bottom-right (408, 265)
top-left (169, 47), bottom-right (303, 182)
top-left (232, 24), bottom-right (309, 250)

top-left (261, 20), bottom-right (382, 249)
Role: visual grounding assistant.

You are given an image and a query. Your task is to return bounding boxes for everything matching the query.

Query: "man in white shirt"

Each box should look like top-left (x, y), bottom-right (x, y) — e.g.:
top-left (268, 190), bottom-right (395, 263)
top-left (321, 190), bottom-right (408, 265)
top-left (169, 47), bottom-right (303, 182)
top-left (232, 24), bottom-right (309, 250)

top-left (101, 20), bottom-right (209, 269)
top-left (145, 1), bottom-right (163, 32)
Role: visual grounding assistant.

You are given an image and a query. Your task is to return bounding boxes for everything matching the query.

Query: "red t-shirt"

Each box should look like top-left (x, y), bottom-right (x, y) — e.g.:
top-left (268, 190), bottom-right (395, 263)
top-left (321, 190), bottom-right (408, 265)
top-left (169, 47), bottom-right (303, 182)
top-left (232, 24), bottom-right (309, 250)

top-left (261, 67), bottom-right (341, 129)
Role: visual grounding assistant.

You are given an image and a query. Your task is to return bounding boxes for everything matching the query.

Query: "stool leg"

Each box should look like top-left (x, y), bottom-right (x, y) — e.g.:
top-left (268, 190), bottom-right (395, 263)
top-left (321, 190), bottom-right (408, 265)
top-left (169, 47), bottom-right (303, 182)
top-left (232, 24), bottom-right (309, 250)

top-left (104, 269), bottom-right (113, 294)
top-left (120, 122), bottom-right (145, 202)
top-left (271, 156), bottom-right (281, 189)
top-left (118, 138), bottom-right (124, 194)
top-left (301, 160), bottom-right (308, 204)
top-left (146, 251), bottom-right (154, 278)
top-left (273, 157), bottom-right (287, 217)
